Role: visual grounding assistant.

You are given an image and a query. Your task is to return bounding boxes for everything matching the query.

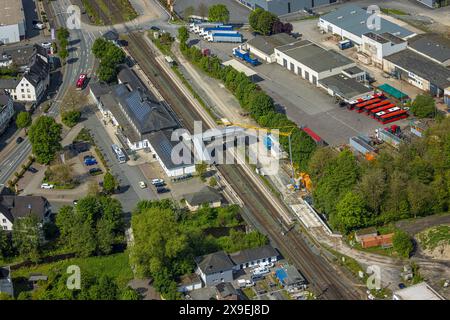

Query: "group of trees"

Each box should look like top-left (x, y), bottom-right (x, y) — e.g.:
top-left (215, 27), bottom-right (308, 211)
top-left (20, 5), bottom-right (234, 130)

top-left (309, 117), bottom-right (450, 234)
top-left (208, 4), bottom-right (230, 23)
top-left (178, 27), bottom-right (316, 170)
top-left (28, 116), bottom-right (63, 164)
top-left (56, 195), bottom-right (124, 257)
top-left (57, 27), bottom-right (70, 62)
top-left (249, 8), bottom-right (293, 35)
top-left (409, 94), bottom-right (438, 118)
top-left (0, 215), bottom-right (45, 263)
top-left (130, 200), bottom-right (267, 299)
top-left (92, 38), bottom-right (126, 83)
top-left (16, 111), bottom-right (32, 130)
top-left (17, 272), bottom-right (139, 300)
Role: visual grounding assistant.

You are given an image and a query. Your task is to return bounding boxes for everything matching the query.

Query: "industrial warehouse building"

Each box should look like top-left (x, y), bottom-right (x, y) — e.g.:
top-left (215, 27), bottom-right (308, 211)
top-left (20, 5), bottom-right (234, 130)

top-left (245, 33), bottom-right (298, 63)
top-left (318, 5), bottom-right (416, 46)
top-left (0, 0), bottom-right (26, 44)
top-left (360, 32), bottom-right (408, 67)
top-left (319, 72), bottom-right (373, 102)
top-left (235, 0), bottom-right (337, 16)
top-left (274, 39), bottom-right (357, 86)
top-left (384, 48), bottom-right (450, 97)
top-left (408, 33), bottom-right (450, 67)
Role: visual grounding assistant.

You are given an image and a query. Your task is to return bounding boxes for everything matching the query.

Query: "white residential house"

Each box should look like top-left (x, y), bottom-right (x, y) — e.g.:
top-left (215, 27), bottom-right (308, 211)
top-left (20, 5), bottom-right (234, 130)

top-left (0, 195), bottom-right (51, 232)
top-left (0, 90), bottom-right (14, 135)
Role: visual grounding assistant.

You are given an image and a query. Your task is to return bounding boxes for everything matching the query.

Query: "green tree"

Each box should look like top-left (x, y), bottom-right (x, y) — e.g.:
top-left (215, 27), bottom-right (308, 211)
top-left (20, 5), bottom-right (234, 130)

top-left (61, 110), bottom-right (81, 128)
top-left (59, 48), bottom-right (68, 61)
top-left (257, 11), bottom-right (277, 35)
top-left (0, 292), bottom-right (13, 300)
top-left (410, 94), bottom-right (436, 118)
top-left (0, 228), bottom-right (12, 258)
top-left (393, 230), bottom-right (414, 258)
top-left (12, 215), bottom-right (42, 262)
top-left (87, 275), bottom-right (119, 300)
top-left (195, 162), bottom-right (208, 180)
top-left (333, 192), bottom-right (368, 233)
top-left (103, 171), bottom-right (118, 194)
top-left (71, 220), bottom-right (97, 258)
top-left (208, 4), bottom-right (230, 23)
top-left (96, 217), bottom-right (115, 255)
top-left (249, 8), bottom-right (264, 31)
top-left (28, 116), bottom-right (62, 164)
top-left (357, 168), bottom-right (386, 215)
top-left (16, 111), bottom-right (32, 129)
top-left (209, 176), bottom-right (217, 187)
top-left (178, 26), bottom-right (189, 44)
top-left (97, 63), bottom-right (117, 83)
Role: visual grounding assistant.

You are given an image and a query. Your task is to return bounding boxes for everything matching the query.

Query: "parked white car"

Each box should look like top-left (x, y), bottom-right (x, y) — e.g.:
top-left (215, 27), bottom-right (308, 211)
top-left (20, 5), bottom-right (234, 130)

top-left (259, 261), bottom-right (274, 268)
top-left (151, 178), bottom-right (164, 185)
top-left (139, 181), bottom-right (147, 189)
top-left (41, 42), bottom-right (52, 48)
top-left (252, 266), bottom-right (270, 276)
top-left (40, 183), bottom-right (54, 189)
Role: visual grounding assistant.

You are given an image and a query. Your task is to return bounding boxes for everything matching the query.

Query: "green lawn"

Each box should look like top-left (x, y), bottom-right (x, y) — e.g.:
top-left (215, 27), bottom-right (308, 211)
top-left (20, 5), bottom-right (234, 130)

top-left (12, 252), bottom-right (133, 290)
top-left (242, 287), bottom-right (256, 299)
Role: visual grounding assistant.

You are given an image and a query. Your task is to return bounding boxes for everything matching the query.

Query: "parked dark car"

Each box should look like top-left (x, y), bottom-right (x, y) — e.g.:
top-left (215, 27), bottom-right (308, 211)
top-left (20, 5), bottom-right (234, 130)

top-left (398, 283), bottom-right (406, 289)
top-left (84, 157), bottom-right (97, 166)
top-left (153, 182), bottom-right (165, 188)
top-left (16, 137), bottom-right (24, 144)
top-left (156, 187), bottom-right (170, 194)
top-left (150, 26), bottom-right (160, 31)
top-left (27, 167), bottom-right (38, 173)
top-left (89, 168), bottom-right (102, 175)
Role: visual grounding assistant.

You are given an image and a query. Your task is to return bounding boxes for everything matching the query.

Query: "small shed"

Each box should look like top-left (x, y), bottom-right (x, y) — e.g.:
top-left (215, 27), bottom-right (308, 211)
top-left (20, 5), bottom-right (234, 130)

top-left (275, 265), bottom-right (307, 289)
top-left (184, 187), bottom-right (222, 211)
top-left (354, 227), bottom-right (378, 243)
top-left (361, 233), bottom-right (394, 249)
top-left (177, 273), bottom-right (202, 293)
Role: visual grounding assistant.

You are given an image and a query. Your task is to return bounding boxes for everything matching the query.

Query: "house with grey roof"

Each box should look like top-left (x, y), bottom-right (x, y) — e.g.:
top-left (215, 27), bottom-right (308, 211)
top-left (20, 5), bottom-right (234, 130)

top-left (195, 251), bottom-right (235, 286)
top-left (229, 245), bottom-right (278, 270)
top-left (0, 90), bottom-right (14, 135)
top-left (384, 48), bottom-right (450, 97)
top-left (408, 33), bottom-right (450, 66)
top-left (0, 44), bottom-right (50, 103)
top-left (274, 39), bottom-right (356, 86)
top-left (236, 0), bottom-right (335, 16)
top-left (183, 186), bottom-right (222, 211)
top-left (319, 73), bottom-right (373, 102)
top-left (360, 32), bottom-right (408, 67)
top-left (0, 195), bottom-right (51, 231)
top-left (318, 4), bottom-right (416, 46)
top-left (195, 245), bottom-right (279, 286)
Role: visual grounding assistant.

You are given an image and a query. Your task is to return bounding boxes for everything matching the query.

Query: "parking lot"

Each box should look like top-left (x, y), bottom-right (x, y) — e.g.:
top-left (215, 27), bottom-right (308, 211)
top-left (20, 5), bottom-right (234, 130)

top-left (186, 18), bottom-right (419, 145)
top-left (174, 0), bottom-right (251, 24)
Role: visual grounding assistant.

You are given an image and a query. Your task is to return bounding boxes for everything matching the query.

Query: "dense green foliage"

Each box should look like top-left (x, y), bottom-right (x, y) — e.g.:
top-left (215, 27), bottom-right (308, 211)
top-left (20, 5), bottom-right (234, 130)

top-left (61, 110), bottom-right (81, 128)
top-left (130, 200), bottom-right (268, 299)
top-left (393, 230), bottom-right (414, 258)
top-left (177, 26), bottom-right (189, 44)
top-left (179, 33), bottom-right (316, 170)
top-left (409, 94), bottom-right (437, 118)
top-left (12, 253), bottom-right (137, 300)
top-left (0, 229), bottom-right (12, 258)
top-left (208, 4), bottom-right (230, 23)
top-left (56, 195), bottom-right (124, 257)
top-left (249, 8), bottom-right (293, 35)
top-left (16, 111), bottom-right (32, 129)
top-left (28, 116), bottom-right (62, 164)
top-left (12, 215), bottom-right (42, 263)
top-left (309, 118), bottom-right (450, 233)
top-left (56, 28), bottom-right (70, 62)
top-left (103, 172), bottom-right (118, 194)
top-left (92, 38), bottom-right (126, 83)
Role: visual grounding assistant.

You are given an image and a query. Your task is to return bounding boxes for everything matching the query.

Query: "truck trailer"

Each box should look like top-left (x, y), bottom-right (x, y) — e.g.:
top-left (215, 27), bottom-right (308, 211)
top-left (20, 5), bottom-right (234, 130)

top-left (199, 25), bottom-right (233, 37)
top-left (206, 32), bottom-right (242, 43)
top-left (189, 22), bottom-right (223, 33)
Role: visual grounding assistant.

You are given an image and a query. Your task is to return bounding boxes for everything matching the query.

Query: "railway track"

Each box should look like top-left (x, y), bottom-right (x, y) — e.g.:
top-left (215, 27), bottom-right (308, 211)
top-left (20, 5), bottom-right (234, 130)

top-left (124, 32), bottom-right (363, 300)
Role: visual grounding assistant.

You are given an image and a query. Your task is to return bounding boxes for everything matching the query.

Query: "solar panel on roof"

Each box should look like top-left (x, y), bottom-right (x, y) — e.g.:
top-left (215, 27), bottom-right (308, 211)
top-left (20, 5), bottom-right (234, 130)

top-left (125, 92), bottom-right (150, 122)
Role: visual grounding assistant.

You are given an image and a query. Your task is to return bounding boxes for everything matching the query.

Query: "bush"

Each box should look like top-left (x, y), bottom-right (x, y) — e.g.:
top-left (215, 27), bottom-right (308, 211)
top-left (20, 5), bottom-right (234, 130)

top-left (410, 94), bottom-right (436, 118)
top-left (393, 230), bottom-right (414, 258)
top-left (61, 110), bottom-right (81, 128)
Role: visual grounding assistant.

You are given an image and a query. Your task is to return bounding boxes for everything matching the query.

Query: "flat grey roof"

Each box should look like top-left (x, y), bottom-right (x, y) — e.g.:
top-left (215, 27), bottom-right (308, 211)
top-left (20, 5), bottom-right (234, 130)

top-left (363, 32), bottom-right (406, 45)
top-left (385, 49), bottom-right (450, 88)
top-left (229, 245), bottom-right (278, 266)
top-left (320, 4), bottom-right (415, 39)
top-left (343, 66), bottom-right (365, 76)
top-left (246, 33), bottom-right (298, 56)
top-left (277, 40), bottom-right (354, 72)
top-left (408, 33), bottom-right (450, 63)
top-left (319, 74), bottom-right (372, 100)
top-left (0, 0), bottom-right (25, 25)
top-left (184, 186), bottom-right (222, 206)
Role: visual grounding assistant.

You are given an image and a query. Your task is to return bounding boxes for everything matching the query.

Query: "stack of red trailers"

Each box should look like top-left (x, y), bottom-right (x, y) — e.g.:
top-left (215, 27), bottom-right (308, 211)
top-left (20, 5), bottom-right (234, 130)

top-left (378, 109), bottom-right (408, 124)
top-left (369, 103), bottom-right (397, 118)
top-left (364, 100), bottom-right (391, 114)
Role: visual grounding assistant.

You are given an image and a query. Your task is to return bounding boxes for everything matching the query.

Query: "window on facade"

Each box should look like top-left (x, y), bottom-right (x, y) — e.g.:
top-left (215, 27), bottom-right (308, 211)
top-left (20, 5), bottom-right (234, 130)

top-left (3, 226), bottom-right (7, 230)
top-left (27, 89), bottom-right (30, 93)
top-left (21, 89), bottom-right (24, 93)
top-left (2, 219), bottom-right (6, 223)
top-left (27, 95), bottom-right (31, 99)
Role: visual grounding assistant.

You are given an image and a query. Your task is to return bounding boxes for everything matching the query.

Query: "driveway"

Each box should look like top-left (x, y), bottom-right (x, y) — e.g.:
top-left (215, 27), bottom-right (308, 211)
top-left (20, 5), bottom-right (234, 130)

top-left (173, 0), bottom-right (251, 23)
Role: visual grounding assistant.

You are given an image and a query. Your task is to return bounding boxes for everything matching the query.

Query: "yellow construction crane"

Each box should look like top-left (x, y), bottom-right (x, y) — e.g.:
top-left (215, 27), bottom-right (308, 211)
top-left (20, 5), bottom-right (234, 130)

top-left (224, 122), bottom-right (297, 182)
